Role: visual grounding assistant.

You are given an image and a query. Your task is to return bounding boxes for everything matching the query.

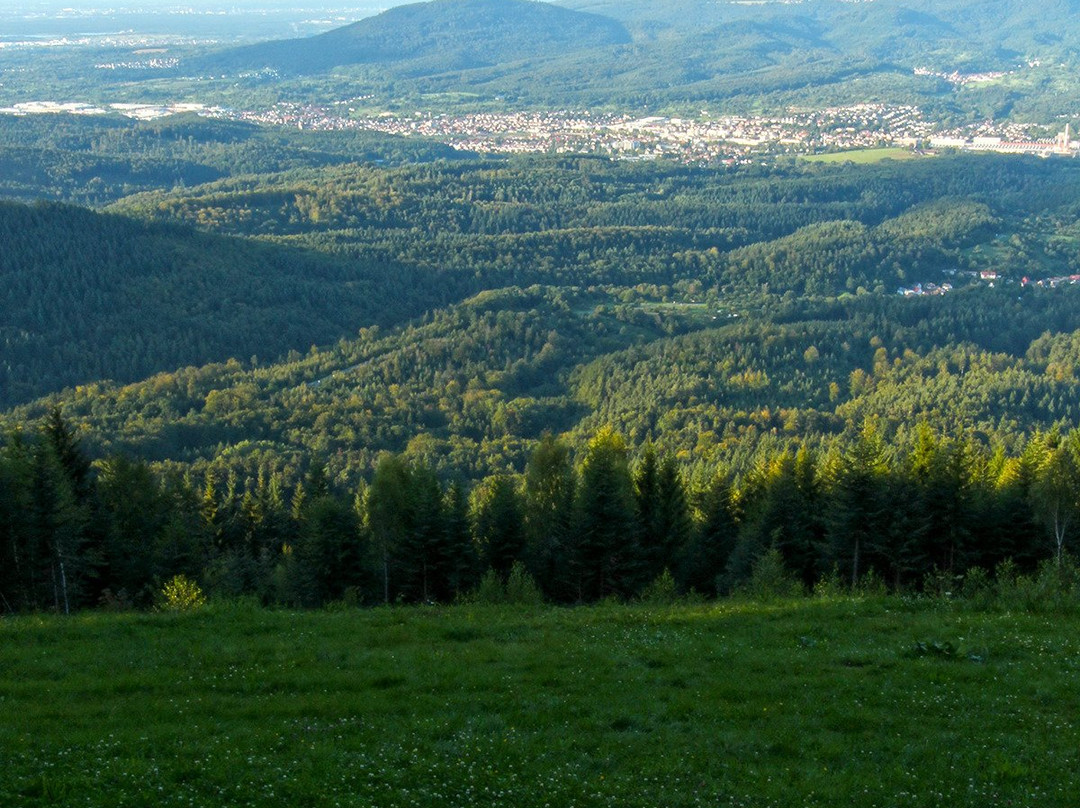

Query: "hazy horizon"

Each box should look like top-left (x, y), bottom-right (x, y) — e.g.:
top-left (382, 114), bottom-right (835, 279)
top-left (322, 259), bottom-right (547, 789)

top-left (0, 2), bottom-right (420, 43)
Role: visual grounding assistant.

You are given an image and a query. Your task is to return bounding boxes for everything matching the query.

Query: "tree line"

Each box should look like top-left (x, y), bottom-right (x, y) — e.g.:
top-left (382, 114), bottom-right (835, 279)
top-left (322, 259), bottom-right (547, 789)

top-left (4, 410), bottom-right (1079, 613)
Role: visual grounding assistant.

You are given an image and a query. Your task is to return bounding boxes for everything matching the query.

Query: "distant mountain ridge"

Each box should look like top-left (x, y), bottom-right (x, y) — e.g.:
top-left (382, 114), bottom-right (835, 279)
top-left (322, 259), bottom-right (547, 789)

top-left (195, 0), bottom-right (631, 76)
top-left (185, 0), bottom-right (1080, 115)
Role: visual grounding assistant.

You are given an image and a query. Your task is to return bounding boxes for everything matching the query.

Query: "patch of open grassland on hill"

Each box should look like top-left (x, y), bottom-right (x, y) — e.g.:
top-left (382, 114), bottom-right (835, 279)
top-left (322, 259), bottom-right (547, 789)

top-left (802, 147), bottom-right (922, 164)
top-left (2, 598), bottom-right (1078, 806)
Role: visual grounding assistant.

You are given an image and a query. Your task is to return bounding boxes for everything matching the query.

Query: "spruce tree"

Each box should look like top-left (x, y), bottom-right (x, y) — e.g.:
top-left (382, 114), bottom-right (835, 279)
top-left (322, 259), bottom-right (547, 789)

top-left (473, 475), bottom-right (526, 579)
top-left (825, 424), bottom-right (890, 588)
top-left (680, 469), bottom-right (738, 596)
top-left (443, 480), bottom-right (478, 599)
top-left (575, 427), bottom-right (637, 601)
top-left (522, 433), bottom-right (577, 601)
top-left (292, 494), bottom-right (362, 606)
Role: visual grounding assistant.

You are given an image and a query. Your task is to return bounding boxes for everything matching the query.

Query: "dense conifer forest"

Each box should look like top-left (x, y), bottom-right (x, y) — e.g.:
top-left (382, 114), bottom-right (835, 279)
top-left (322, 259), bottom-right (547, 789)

top-left (4, 406), bottom-right (1080, 613)
top-left (7, 118), bottom-right (1080, 613)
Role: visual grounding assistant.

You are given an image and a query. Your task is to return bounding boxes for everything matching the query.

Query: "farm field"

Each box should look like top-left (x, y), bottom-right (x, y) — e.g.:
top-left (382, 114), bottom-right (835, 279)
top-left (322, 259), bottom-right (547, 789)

top-left (2, 598), bottom-right (1078, 807)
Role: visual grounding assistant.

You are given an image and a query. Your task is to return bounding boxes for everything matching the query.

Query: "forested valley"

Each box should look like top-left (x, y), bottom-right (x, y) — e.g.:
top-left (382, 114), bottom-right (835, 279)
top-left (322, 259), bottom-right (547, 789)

top-left (7, 114), bottom-right (1080, 612)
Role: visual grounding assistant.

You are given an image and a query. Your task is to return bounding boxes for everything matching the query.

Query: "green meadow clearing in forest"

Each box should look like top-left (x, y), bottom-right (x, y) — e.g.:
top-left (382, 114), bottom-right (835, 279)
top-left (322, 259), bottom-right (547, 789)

top-left (2, 597), bottom-right (1078, 807)
top-left (801, 147), bottom-right (923, 164)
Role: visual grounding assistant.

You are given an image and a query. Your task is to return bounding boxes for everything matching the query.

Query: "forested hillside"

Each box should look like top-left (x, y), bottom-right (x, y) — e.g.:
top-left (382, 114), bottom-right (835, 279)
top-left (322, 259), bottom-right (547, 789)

top-left (0, 201), bottom-right (470, 407)
top-left (168, 0), bottom-right (1080, 115)
top-left (7, 149), bottom-right (1080, 611)
top-left (9, 153), bottom-right (1080, 451)
top-left (195, 0), bottom-right (631, 76)
top-left (0, 115), bottom-right (462, 207)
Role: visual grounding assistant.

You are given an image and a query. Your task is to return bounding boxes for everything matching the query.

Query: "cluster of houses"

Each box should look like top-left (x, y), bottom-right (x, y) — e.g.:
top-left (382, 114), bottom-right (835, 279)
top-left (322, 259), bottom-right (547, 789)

top-left (899, 269), bottom-right (1080, 297)
top-left (897, 270), bottom-right (1004, 297)
top-left (94, 57), bottom-right (179, 71)
top-left (897, 282), bottom-right (954, 297)
top-left (203, 103), bottom-right (1080, 164)
top-left (1022, 274), bottom-right (1080, 288)
top-left (913, 67), bottom-right (1011, 86)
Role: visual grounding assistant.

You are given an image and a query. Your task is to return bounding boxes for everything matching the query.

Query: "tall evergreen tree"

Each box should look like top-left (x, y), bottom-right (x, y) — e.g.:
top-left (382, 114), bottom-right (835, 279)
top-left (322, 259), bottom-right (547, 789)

top-left (733, 450), bottom-right (820, 588)
top-left (633, 443), bottom-right (662, 584)
top-left (366, 454), bottom-right (412, 603)
top-left (443, 480), bottom-right (478, 599)
top-left (574, 427), bottom-right (637, 601)
top-left (98, 455), bottom-right (170, 605)
top-left (680, 469), bottom-right (739, 596)
top-left (825, 425), bottom-right (890, 588)
top-left (907, 426), bottom-right (978, 575)
top-left (40, 408), bottom-right (105, 604)
top-left (27, 439), bottom-right (89, 613)
top-left (473, 475), bottom-right (526, 579)
top-left (394, 462), bottom-right (447, 603)
top-left (989, 447), bottom-right (1043, 571)
top-left (292, 494), bottom-right (362, 606)
top-left (636, 452), bottom-right (692, 586)
top-left (522, 433), bottom-right (577, 601)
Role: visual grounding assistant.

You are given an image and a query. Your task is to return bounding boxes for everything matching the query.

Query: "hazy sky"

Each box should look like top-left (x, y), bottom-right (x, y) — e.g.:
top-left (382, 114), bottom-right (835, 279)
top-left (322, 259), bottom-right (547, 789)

top-left (0, 1), bottom-right (557, 45)
top-left (10, 1), bottom-right (414, 12)
top-left (0, 2), bottom-right (418, 40)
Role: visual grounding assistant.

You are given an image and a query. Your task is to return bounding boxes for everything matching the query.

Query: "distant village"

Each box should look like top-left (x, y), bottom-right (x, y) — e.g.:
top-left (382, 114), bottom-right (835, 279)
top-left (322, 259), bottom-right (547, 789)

top-left (2, 96), bottom-right (1078, 164)
top-left (898, 269), bottom-right (1080, 298)
top-left (207, 101), bottom-right (1079, 164)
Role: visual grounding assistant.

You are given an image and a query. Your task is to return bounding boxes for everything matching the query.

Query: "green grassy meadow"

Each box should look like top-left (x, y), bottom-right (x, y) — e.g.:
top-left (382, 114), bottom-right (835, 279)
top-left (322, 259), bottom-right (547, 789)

top-left (801, 148), bottom-right (921, 164)
top-left (2, 598), bottom-right (1078, 807)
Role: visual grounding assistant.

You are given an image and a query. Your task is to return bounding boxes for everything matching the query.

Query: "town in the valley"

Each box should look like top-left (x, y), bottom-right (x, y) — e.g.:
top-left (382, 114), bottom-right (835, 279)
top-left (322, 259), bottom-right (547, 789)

top-left (1, 96), bottom-right (1078, 165)
top-left (209, 102), bottom-right (1080, 164)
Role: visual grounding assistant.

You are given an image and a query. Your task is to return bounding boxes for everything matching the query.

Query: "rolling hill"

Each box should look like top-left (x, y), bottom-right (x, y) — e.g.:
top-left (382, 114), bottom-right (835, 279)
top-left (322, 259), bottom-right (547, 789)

top-left (11, 153), bottom-right (1080, 481)
top-left (0, 201), bottom-right (470, 408)
top-left (193, 0), bottom-right (631, 76)
top-left (182, 0), bottom-right (1080, 115)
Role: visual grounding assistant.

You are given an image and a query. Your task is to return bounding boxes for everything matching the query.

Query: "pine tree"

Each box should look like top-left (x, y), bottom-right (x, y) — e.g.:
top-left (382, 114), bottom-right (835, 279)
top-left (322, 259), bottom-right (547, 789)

top-left (395, 462), bottom-right (447, 603)
top-left (28, 439), bottom-right (89, 613)
top-left (522, 433), bottom-right (577, 601)
top-left (473, 475), bottom-right (526, 579)
top-left (40, 408), bottom-right (105, 604)
top-left (736, 449), bottom-right (822, 588)
top-left (637, 453), bottom-right (692, 588)
top-left (633, 443), bottom-right (661, 585)
top-left (989, 446), bottom-right (1042, 571)
top-left (292, 494), bottom-right (362, 606)
top-left (906, 426), bottom-right (978, 576)
top-left (97, 455), bottom-right (169, 605)
top-left (680, 469), bottom-right (738, 596)
top-left (443, 480), bottom-right (478, 599)
top-left (574, 427), bottom-right (637, 601)
top-left (825, 424), bottom-right (890, 588)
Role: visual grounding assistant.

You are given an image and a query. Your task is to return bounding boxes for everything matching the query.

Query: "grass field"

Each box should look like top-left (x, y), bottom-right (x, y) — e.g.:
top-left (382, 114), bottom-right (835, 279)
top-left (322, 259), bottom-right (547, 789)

top-left (2, 598), bottom-right (1078, 807)
top-left (802, 148), bottom-right (921, 164)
